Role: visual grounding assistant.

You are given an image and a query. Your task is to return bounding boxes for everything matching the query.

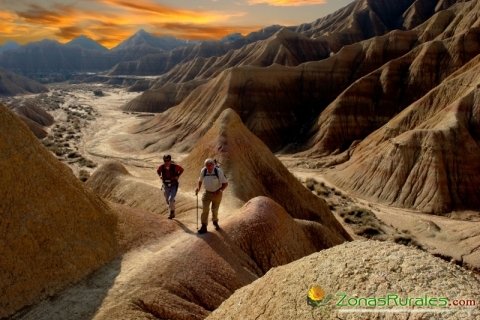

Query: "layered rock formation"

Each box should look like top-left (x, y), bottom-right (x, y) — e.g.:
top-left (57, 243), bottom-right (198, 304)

top-left (328, 54), bottom-right (480, 213)
top-left (306, 27), bottom-right (480, 156)
top-left (0, 104), bottom-right (117, 318)
top-left (131, 29), bottom-right (419, 151)
top-left (208, 240), bottom-right (480, 320)
top-left (124, 28), bottom-right (330, 112)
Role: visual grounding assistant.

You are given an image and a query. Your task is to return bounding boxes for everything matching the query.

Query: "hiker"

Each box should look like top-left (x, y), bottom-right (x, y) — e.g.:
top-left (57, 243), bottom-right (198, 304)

top-left (195, 158), bottom-right (228, 234)
top-left (157, 154), bottom-right (184, 219)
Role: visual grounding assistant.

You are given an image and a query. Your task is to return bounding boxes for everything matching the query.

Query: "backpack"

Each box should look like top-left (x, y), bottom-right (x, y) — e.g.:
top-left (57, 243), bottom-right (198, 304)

top-left (159, 163), bottom-right (177, 181)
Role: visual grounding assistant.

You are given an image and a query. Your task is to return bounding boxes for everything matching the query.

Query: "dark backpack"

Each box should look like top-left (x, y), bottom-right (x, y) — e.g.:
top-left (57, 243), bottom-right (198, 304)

top-left (159, 163), bottom-right (177, 182)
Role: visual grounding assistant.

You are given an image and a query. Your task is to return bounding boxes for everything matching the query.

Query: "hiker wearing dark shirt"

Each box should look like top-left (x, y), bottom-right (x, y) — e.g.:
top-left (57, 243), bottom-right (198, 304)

top-left (157, 154), bottom-right (184, 219)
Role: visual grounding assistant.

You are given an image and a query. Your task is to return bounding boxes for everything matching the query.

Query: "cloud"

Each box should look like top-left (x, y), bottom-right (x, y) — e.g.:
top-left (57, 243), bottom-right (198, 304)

top-left (0, 1), bottom-right (255, 48)
top-left (153, 22), bottom-right (260, 40)
top-left (247, 0), bottom-right (326, 6)
top-left (15, 4), bottom-right (78, 25)
top-left (99, 0), bottom-right (244, 24)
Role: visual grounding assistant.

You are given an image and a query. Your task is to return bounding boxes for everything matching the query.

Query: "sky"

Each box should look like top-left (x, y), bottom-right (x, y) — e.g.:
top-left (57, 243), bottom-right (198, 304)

top-left (0, 0), bottom-right (355, 48)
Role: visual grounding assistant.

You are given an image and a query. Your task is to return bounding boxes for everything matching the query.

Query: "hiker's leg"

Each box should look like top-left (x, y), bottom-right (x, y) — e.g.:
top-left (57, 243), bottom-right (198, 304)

top-left (201, 192), bottom-right (212, 225)
top-left (168, 184), bottom-right (178, 211)
top-left (163, 185), bottom-right (169, 204)
top-left (211, 192), bottom-right (222, 223)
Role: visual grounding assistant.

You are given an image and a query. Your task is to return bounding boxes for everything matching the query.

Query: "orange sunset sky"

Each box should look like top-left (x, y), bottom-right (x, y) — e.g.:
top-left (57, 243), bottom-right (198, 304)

top-left (0, 0), bottom-right (354, 48)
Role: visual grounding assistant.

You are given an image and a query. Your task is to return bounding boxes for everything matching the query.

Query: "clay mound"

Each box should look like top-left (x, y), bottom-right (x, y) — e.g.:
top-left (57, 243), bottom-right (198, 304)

top-left (225, 197), bottom-right (346, 273)
top-left (13, 103), bottom-right (54, 127)
top-left (0, 104), bottom-right (117, 318)
top-left (91, 196), bottom-right (346, 320)
top-left (306, 27), bottom-right (480, 156)
top-left (122, 79), bottom-right (206, 113)
top-left (16, 115), bottom-right (48, 138)
top-left (0, 68), bottom-right (48, 96)
top-left (208, 240), bottom-right (480, 320)
top-left (327, 54), bottom-right (480, 213)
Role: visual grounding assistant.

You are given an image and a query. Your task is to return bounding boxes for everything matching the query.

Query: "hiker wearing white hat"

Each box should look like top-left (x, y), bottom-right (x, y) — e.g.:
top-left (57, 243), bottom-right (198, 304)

top-left (195, 158), bottom-right (228, 234)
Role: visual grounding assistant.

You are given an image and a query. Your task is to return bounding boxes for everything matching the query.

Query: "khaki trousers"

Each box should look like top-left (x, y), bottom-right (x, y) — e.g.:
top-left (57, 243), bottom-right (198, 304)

top-left (201, 191), bottom-right (222, 225)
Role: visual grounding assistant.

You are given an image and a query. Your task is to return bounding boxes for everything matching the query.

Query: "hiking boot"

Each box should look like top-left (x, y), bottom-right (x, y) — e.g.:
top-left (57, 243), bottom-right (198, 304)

top-left (198, 224), bottom-right (207, 234)
top-left (213, 221), bottom-right (220, 230)
top-left (168, 210), bottom-right (175, 219)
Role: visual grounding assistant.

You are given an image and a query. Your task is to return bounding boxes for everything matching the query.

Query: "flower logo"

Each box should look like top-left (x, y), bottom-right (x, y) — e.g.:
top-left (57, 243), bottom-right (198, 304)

top-left (307, 285), bottom-right (332, 307)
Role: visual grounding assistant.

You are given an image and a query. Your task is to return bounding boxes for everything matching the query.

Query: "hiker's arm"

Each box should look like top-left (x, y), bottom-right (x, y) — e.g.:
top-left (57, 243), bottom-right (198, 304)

top-left (156, 166), bottom-right (162, 178)
top-left (177, 166), bottom-right (184, 178)
top-left (195, 181), bottom-right (202, 195)
top-left (173, 166), bottom-right (184, 181)
top-left (216, 182), bottom-right (228, 194)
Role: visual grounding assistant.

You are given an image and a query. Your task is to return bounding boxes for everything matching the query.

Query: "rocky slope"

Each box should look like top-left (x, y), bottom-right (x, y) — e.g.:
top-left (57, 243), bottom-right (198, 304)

top-left (0, 68), bottom-right (48, 96)
top-left (208, 240), bottom-right (480, 320)
top-left (0, 104), bottom-right (118, 318)
top-left (328, 53), bottom-right (480, 213)
top-left (306, 26), bottom-right (480, 156)
top-left (131, 29), bottom-right (419, 151)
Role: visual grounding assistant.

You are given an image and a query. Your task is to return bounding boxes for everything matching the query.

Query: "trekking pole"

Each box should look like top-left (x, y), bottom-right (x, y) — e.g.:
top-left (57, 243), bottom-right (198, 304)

top-left (196, 192), bottom-right (199, 230)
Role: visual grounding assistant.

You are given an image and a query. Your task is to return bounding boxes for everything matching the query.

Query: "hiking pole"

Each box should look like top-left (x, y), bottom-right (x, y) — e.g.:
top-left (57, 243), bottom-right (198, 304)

top-left (196, 192), bottom-right (199, 230)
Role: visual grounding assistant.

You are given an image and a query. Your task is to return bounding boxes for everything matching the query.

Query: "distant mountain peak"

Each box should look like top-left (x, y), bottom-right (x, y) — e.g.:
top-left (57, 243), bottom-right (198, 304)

top-left (66, 35), bottom-right (108, 52)
top-left (112, 30), bottom-right (188, 51)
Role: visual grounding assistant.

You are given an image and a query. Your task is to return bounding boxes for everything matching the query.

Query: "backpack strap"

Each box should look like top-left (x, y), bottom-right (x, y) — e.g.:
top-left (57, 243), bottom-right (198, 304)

top-left (203, 167), bottom-right (219, 179)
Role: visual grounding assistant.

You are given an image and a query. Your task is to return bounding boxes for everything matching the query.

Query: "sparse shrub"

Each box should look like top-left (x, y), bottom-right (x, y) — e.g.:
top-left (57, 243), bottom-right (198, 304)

top-left (42, 139), bottom-right (54, 147)
top-left (394, 236), bottom-right (413, 246)
top-left (305, 178), bottom-right (316, 191)
top-left (356, 227), bottom-right (382, 238)
top-left (79, 158), bottom-right (97, 168)
top-left (67, 151), bottom-right (81, 159)
top-left (78, 169), bottom-right (90, 182)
